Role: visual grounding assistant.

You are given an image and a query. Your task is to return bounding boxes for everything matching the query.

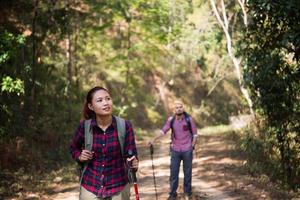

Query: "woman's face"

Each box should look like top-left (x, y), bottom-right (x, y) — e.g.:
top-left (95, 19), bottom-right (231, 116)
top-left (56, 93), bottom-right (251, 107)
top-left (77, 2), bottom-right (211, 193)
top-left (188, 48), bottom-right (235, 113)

top-left (89, 89), bottom-right (113, 116)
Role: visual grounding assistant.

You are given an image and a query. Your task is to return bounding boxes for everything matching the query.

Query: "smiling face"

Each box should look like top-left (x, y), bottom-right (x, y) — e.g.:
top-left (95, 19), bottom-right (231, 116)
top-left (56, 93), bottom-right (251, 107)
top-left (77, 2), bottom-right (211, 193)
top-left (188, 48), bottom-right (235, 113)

top-left (88, 89), bottom-right (113, 116)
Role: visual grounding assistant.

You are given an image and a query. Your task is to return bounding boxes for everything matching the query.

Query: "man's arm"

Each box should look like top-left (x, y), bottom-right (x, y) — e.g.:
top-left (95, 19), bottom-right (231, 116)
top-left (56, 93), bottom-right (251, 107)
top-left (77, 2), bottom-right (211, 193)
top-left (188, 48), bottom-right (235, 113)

top-left (149, 130), bottom-right (165, 145)
top-left (192, 135), bottom-right (197, 149)
top-left (190, 117), bottom-right (198, 149)
top-left (149, 116), bottom-right (172, 145)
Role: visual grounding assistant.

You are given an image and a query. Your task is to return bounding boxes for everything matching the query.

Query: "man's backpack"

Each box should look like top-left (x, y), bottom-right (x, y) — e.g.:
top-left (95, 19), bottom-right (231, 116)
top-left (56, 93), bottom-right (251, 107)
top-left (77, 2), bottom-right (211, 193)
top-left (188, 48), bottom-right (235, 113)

top-left (79, 116), bottom-right (126, 184)
top-left (170, 112), bottom-right (193, 141)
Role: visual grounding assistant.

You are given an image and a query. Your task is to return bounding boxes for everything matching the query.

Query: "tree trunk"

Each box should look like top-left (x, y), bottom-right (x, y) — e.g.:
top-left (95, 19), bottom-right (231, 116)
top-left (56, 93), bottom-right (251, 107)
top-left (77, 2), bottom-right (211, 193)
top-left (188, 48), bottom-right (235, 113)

top-left (66, 35), bottom-right (73, 87)
top-left (121, 14), bottom-right (132, 105)
top-left (154, 74), bottom-right (172, 114)
top-left (125, 21), bottom-right (131, 96)
top-left (27, 0), bottom-right (39, 119)
top-left (74, 17), bottom-right (79, 93)
top-left (210, 0), bottom-right (254, 116)
top-left (65, 0), bottom-right (80, 122)
top-left (65, 0), bottom-right (74, 89)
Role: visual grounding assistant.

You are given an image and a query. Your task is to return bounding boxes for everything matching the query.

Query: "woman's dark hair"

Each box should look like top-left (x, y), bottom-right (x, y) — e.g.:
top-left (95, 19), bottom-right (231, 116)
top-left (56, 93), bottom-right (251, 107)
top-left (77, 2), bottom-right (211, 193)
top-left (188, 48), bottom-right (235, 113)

top-left (82, 86), bottom-right (109, 120)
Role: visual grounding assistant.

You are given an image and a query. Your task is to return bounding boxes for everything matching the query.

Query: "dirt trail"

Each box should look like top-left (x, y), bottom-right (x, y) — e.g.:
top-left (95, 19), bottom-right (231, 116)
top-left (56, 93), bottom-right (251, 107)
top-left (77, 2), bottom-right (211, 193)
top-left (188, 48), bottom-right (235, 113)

top-left (47, 133), bottom-right (296, 200)
top-left (133, 134), bottom-right (242, 200)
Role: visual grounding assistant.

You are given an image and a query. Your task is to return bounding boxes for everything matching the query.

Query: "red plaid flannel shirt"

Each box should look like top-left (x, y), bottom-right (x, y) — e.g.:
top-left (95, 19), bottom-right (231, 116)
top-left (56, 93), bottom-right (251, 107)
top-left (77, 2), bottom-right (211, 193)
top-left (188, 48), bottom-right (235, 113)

top-left (70, 116), bottom-right (138, 198)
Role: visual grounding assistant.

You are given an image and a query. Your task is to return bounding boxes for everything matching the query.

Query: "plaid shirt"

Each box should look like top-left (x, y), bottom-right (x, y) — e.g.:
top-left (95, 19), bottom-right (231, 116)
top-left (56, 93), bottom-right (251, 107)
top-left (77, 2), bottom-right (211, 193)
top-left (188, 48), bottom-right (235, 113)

top-left (70, 116), bottom-right (138, 198)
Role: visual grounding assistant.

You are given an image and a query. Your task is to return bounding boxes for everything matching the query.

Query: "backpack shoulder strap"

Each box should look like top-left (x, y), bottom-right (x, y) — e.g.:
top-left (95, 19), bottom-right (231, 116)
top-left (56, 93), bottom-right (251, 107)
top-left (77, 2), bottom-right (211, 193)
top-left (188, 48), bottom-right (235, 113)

top-left (80, 119), bottom-right (92, 184)
top-left (84, 119), bottom-right (93, 151)
top-left (170, 115), bottom-right (175, 139)
top-left (183, 112), bottom-right (193, 140)
top-left (115, 116), bottom-right (126, 157)
top-left (115, 116), bottom-right (134, 183)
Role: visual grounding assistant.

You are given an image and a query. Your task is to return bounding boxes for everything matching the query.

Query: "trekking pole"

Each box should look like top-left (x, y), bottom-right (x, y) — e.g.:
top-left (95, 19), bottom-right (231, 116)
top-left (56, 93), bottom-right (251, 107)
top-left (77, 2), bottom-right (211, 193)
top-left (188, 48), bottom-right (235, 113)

top-left (193, 145), bottom-right (197, 159)
top-left (128, 150), bottom-right (140, 200)
top-left (149, 144), bottom-right (158, 200)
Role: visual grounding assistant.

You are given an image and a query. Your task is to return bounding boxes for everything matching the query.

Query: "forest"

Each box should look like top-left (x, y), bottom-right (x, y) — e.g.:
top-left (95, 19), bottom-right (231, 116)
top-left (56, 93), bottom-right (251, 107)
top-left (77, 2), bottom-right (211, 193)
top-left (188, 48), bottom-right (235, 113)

top-left (0, 0), bottom-right (299, 199)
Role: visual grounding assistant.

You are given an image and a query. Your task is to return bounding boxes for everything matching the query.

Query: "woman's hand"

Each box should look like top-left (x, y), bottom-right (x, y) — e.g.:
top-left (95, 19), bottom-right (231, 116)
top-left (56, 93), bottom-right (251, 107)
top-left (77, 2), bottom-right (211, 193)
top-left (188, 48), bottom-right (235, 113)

top-left (127, 156), bottom-right (139, 169)
top-left (79, 150), bottom-right (94, 162)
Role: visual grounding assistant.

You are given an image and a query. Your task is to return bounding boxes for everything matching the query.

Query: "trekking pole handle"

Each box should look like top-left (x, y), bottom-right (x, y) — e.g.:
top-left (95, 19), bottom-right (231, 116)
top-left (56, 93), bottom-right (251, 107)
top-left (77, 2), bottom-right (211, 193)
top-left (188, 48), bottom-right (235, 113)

top-left (128, 150), bottom-right (138, 173)
top-left (150, 144), bottom-right (154, 155)
top-left (128, 150), bottom-right (140, 200)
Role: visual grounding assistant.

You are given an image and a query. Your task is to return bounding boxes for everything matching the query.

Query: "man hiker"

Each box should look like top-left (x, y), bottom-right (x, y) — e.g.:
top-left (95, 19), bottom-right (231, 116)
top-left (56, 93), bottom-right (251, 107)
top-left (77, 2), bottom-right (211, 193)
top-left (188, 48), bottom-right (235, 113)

top-left (149, 100), bottom-right (198, 200)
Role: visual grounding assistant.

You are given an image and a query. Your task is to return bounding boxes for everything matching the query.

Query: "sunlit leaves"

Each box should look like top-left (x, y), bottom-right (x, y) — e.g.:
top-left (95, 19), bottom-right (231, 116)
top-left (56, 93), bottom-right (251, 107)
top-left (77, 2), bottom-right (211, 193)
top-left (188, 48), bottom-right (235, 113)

top-left (0, 30), bottom-right (25, 64)
top-left (1, 76), bottom-right (24, 96)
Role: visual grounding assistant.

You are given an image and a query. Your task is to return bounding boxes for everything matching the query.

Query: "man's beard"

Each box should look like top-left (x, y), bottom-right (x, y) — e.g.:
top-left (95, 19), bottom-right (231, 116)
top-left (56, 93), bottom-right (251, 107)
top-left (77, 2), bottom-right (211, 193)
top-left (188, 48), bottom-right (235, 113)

top-left (176, 112), bottom-right (184, 116)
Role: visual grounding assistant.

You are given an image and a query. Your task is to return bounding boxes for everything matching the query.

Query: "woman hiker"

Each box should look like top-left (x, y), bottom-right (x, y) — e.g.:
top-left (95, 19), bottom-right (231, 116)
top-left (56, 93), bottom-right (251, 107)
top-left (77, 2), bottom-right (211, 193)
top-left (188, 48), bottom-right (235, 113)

top-left (70, 86), bottom-right (139, 200)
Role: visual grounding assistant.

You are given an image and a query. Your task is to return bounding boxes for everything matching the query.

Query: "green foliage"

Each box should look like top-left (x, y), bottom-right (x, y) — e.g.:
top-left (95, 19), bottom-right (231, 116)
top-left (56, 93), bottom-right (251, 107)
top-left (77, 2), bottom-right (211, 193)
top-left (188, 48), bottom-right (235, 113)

top-left (0, 30), bottom-right (25, 64)
top-left (242, 0), bottom-right (300, 189)
top-left (239, 127), bottom-right (299, 190)
top-left (240, 131), bottom-right (276, 175)
top-left (0, 29), bottom-right (26, 138)
top-left (0, 0), bottom-right (243, 139)
top-left (1, 76), bottom-right (24, 95)
top-left (0, 30), bottom-right (25, 96)
top-left (0, 2), bottom-right (245, 198)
